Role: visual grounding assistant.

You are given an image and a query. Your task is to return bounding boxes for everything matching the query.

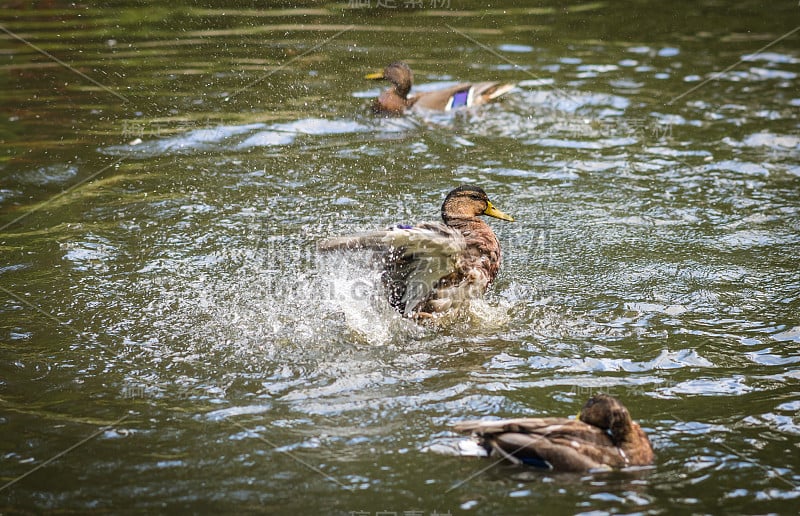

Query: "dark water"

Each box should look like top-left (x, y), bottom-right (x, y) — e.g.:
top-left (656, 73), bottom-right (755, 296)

top-left (1, 1), bottom-right (799, 514)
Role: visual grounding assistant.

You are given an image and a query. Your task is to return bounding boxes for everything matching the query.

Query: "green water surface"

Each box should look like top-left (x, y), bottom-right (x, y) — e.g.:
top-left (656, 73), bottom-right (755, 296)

top-left (1, 1), bottom-right (799, 514)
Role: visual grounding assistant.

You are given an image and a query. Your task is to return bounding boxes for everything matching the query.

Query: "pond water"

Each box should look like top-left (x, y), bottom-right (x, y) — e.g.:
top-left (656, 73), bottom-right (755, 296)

top-left (1, 1), bottom-right (799, 514)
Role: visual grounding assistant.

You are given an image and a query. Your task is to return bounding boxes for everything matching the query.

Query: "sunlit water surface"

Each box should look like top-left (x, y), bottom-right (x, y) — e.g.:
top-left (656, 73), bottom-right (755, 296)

top-left (1, 2), bottom-right (799, 514)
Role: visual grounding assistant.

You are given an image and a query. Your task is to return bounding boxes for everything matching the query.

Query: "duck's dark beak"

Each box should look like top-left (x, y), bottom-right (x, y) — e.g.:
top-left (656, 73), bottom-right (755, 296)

top-left (484, 201), bottom-right (514, 222)
top-left (365, 70), bottom-right (385, 80)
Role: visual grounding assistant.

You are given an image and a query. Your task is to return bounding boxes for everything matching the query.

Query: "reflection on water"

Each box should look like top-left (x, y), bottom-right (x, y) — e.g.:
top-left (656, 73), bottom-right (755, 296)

top-left (1, 0), bottom-right (799, 513)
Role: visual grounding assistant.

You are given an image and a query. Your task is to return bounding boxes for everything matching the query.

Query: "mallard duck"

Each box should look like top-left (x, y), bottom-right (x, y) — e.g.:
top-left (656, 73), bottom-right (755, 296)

top-left (453, 394), bottom-right (654, 472)
top-left (365, 62), bottom-right (515, 115)
top-left (318, 185), bottom-right (514, 318)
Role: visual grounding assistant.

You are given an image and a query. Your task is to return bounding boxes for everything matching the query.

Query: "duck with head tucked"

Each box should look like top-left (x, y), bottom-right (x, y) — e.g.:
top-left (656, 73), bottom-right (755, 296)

top-left (318, 185), bottom-right (514, 318)
top-left (366, 61), bottom-right (515, 115)
top-left (453, 394), bottom-right (654, 472)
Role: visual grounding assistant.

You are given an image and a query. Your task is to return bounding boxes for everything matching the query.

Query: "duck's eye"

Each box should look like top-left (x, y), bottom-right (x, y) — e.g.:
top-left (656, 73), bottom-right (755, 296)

top-left (469, 195), bottom-right (483, 201)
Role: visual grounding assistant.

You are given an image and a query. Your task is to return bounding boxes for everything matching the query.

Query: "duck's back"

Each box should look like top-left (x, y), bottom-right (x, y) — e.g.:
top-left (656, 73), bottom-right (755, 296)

top-left (455, 417), bottom-right (629, 471)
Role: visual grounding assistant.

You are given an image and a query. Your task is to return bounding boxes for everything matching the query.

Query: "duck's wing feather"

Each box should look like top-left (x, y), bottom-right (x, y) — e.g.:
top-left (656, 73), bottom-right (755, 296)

top-left (454, 417), bottom-right (576, 435)
top-left (411, 82), bottom-right (515, 111)
top-left (319, 223), bottom-right (466, 315)
top-left (486, 432), bottom-right (614, 471)
top-left (470, 82), bottom-right (516, 103)
top-left (454, 417), bottom-right (624, 471)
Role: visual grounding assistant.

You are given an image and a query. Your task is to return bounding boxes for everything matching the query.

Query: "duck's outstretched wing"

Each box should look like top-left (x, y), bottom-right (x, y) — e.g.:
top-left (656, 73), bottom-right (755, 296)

top-left (454, 418), bottom-right (621, 471)
top-left (319, 223), bottom-right (466, 316)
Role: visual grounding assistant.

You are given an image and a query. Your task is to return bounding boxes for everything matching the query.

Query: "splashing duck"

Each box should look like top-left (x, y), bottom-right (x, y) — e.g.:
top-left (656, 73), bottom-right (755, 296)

top-left (318, 185), bottom-right (514, 318)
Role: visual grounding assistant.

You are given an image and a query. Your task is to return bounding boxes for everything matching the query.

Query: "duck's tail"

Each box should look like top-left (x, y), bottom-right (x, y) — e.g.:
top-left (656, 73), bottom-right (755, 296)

top-left (472, 82), bottom-right (515, 103)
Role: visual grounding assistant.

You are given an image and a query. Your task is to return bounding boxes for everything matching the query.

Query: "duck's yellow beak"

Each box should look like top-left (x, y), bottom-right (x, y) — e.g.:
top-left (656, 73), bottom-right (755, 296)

top-left (484, 201), bottom-right (514, 222)
top-left (365, 71), bottom-right (385, 80)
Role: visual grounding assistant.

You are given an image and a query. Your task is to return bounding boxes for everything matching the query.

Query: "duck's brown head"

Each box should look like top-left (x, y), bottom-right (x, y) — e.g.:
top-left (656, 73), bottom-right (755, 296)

top-left (441, 185), bottom-right (514, 224)
top-left (366, 61), bottom-right (414, 99)
top-left (579, 394), bottom-right (635, 443)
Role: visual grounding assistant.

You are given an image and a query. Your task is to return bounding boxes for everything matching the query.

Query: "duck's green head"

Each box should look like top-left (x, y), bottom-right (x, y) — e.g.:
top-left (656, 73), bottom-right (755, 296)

top-left (442, 185), bottom-right (515, 223)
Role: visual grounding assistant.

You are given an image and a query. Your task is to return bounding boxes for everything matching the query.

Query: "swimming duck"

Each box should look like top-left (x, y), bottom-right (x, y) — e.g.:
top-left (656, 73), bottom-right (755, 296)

top-left (318, 185), bottom-right (514, 318)
top-left (365, 62), bottom-right (515, 115)
top-left (453, 394), bottom-right (654, 472)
